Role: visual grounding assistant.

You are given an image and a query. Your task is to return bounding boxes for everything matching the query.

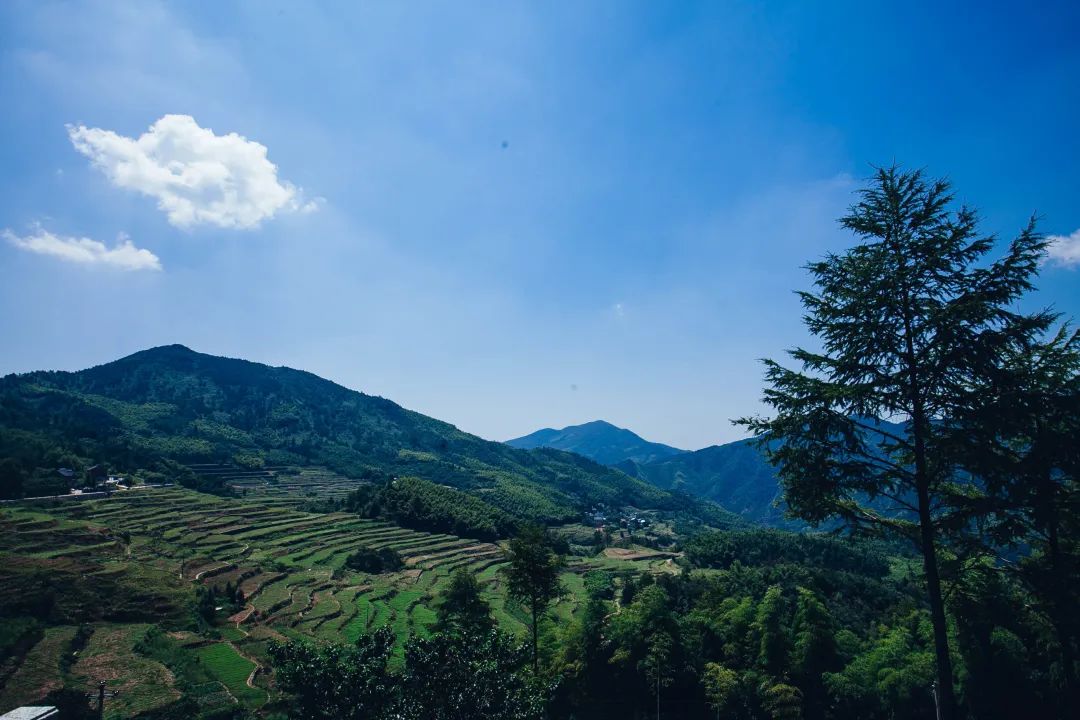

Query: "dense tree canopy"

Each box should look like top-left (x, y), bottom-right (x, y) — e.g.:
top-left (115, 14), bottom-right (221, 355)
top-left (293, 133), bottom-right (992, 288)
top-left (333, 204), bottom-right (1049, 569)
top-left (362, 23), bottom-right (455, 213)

top-left (268, 627), bottom-right (398, 720)
top-left (343, 546), bottom-right (404, 574)
top-left (268, 627), bottom-right (543, 720)
top-left (342, 476), bottom-right (518, 540)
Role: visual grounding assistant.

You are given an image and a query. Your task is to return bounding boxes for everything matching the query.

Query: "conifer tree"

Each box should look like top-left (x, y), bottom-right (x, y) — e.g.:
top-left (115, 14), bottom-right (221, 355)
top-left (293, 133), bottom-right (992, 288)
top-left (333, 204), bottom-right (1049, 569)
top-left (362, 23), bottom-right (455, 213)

top-left (434, 568), bottom-right (494, 636)
top-left (739, 166), bottom-right (1049, 719)
top-left (503, 523), bottom-right (566, 671)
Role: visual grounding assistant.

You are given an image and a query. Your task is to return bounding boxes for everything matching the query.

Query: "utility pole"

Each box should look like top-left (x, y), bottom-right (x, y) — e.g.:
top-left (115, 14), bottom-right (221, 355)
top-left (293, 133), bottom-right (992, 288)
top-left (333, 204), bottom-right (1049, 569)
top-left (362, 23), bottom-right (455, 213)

top-left (85, 680), bottom-right (119, 718)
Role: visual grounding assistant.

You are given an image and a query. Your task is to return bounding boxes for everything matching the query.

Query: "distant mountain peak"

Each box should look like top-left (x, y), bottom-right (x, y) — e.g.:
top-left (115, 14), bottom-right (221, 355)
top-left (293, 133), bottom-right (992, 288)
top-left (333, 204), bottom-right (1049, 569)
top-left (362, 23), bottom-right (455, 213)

top-left (137, 343), bottom-right (196, 355)
top-left (114, 344), bottom-right (203, 365)
top-left (579, 419), bottom-right (618, 428)
top-left (506, 420), bottom-right (686, 466)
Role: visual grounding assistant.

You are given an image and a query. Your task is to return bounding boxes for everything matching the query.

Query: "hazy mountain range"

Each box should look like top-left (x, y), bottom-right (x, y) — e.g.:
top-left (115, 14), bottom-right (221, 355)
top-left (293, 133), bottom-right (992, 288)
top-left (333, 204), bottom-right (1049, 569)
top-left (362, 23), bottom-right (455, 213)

top-left (508, 417), bottom-right (924, 528)
top-left (507, 420), bottom-right (790, 526)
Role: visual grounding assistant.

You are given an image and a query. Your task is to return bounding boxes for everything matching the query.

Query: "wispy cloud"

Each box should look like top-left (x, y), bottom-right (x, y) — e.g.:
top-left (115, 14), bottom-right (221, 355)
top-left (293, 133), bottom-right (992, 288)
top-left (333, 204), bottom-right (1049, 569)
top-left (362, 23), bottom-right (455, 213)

top-left (4, 227), bottom-right (161, 271)
top-left (68, 114), bottom-right (319, 229)
top-left (1046, 229), bottom-right (1080, 269)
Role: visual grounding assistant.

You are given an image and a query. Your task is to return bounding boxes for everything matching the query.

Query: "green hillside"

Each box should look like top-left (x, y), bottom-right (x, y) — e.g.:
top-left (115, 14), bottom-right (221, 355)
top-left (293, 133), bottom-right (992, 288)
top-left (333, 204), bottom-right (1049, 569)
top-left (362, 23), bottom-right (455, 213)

top-left (618, 418), bottom-right (912, 529)
top-left (0, 345), bottom-right (735, 531)
top-left (504, 420), bottom-right (795, 528)
top-left (616, 438), bottom-right (791, 526)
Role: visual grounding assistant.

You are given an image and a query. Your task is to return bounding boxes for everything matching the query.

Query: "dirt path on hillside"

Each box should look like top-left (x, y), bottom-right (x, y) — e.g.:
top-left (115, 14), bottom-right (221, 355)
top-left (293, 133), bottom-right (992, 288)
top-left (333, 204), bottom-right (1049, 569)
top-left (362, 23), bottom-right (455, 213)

top-left (228, 604), bottom-right (255, 626)
top-left (194, 562), bottom-right (230, 580)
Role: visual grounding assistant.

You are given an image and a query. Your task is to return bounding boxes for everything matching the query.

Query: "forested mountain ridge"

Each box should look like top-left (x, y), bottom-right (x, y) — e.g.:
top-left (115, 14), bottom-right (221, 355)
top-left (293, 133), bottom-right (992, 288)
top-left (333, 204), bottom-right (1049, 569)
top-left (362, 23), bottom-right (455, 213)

top-left (506, 420), bottom-right (686, 465)
top-left (616, 437), bottom-right (791, 526)
top-left (611, 418), bottom-right (910, 528)
top-left (0, 345), bottom-right (735, 528)
top-left (505, 419), bottom-right (791, 527)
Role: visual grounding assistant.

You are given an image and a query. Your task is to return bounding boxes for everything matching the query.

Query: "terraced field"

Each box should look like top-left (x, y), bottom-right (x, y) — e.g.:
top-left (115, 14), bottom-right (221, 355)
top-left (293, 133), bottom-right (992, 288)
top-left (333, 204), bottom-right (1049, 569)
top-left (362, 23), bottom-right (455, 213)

top-left (0, 485), bottom-right (675, 715)
top-left (66, 488), bottom-right (508, 633)
top-left (187, 463), bottom-right (365, 501)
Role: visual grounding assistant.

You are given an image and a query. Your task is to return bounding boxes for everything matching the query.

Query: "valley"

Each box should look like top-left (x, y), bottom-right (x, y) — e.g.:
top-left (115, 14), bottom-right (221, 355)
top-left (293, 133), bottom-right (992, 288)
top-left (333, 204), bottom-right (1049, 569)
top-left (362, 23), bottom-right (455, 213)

top-left (509, 419), bottom-right (791, 526)
top-left (0, 478), bottom-right (677, 717)
top-left (0, 329), bottom-right (1074, 719)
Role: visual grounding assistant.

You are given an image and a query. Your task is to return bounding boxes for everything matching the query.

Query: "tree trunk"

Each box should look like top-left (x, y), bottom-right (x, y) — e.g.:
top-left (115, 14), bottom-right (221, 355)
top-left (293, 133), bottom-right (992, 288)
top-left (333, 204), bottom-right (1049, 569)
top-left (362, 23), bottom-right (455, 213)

top-left (901, 278), bottom-right (956, 720)
top-left (910, 399), bottom-right (954, 720)
top-left (916, 477), bottom-right (955, 720)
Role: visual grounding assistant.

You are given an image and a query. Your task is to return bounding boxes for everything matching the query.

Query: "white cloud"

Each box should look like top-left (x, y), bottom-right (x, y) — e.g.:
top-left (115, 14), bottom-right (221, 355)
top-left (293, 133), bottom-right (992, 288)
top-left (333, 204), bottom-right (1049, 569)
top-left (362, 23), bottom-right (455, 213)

top-left (68, 114), bottom-right (317, 229)
top-left (4, 227), bottom-right (161, 271)
top-left (1046, 229), bottom-right (1080, 269)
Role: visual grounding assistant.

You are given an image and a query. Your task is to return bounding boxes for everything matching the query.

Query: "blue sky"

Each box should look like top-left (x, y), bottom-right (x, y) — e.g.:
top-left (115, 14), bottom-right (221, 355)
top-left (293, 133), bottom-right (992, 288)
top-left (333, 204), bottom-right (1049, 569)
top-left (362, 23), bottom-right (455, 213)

top-left (1, 0), bottom-right (1077, 450)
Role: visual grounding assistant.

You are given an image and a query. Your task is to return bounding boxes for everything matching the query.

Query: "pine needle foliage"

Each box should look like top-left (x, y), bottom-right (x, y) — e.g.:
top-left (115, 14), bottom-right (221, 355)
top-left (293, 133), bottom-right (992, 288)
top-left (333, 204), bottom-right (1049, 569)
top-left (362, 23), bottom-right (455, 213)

top-left (738, 165), bottom-right (1051, 719)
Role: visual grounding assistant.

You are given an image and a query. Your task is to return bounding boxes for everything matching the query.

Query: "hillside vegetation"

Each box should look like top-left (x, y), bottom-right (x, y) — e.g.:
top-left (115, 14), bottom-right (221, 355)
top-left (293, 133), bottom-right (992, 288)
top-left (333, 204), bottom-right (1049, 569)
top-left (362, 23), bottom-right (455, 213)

top-left (617, 438), bottom-right (790, 526)
top-left (0, 345), bottom-right (735, 531)
top-left (504, 419), bottom-right (799, 527)
top-left (505, 419), bottom-right (795, 526)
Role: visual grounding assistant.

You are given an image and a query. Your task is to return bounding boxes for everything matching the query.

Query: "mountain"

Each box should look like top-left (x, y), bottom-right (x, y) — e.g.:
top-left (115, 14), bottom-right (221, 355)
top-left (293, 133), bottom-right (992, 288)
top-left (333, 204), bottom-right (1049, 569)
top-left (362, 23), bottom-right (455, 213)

top-left (504, 420), bottom-right (789, 526)
top-left (615, 438), bottom-right (789, 527)
top-left (504, 420), bottom-right (789, 527)
top-left (0, 345), bottom-right (735, 530)
top-left (618, 417), bottom-right (913, 528)
top-left (506, 420), bottom-right (687, 465)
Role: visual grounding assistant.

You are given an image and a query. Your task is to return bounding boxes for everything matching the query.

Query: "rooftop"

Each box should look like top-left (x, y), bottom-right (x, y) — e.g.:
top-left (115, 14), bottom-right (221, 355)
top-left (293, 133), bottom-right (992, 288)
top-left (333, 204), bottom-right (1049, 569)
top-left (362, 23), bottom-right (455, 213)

top-left (1, 708), bottom-right (60, 720)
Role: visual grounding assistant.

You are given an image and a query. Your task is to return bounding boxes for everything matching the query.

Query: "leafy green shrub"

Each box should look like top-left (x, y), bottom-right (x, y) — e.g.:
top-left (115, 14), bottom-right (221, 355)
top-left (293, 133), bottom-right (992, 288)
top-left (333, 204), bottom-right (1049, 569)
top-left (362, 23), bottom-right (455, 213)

top-left (344, 546), bottom-right (405, 574)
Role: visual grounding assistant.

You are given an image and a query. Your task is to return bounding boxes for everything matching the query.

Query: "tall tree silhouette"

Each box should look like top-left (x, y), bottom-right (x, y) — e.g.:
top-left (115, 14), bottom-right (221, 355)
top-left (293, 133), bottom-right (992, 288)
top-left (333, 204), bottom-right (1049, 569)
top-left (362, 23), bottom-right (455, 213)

top-left (503, 523), bottom-right (565, 671)
top-left (739, 165), bottom-right (1048, 719)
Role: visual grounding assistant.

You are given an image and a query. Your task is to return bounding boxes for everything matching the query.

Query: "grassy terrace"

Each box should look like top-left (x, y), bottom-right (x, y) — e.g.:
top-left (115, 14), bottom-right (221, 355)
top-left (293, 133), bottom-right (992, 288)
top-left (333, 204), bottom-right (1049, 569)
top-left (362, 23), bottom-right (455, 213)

top-left (193, 642), bottom-right (265, 708)
top-left (0, 483), bottom-right (675, 713)
top-left (190, 464), bottom-right (367, 502)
